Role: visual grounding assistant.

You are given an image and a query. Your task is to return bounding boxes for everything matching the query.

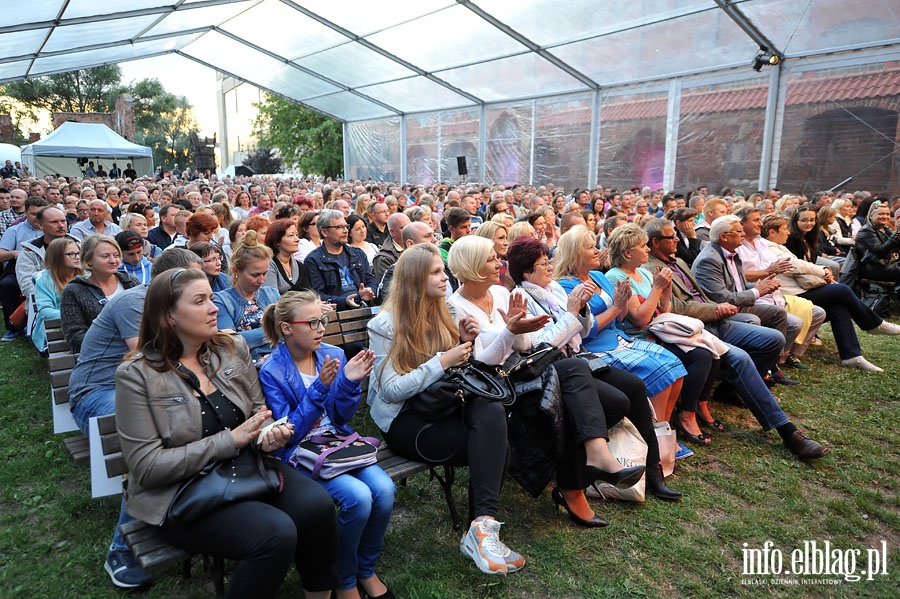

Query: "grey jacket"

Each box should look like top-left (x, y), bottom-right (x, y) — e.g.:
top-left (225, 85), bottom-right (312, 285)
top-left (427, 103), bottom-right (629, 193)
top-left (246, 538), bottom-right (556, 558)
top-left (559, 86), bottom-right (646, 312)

top-left (115, 337), bottom-right (270, 525)
top-left (691, 242), bottom-right (758, 307)
top-left (366, 310), bottom-right (446, 432)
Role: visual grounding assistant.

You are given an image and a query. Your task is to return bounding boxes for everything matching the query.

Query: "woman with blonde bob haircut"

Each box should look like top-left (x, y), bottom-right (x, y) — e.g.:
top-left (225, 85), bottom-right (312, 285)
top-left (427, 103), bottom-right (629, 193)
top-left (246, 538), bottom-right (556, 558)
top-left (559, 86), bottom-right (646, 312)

top-left (259, 291), bottom-right (393, 599)
top-left (368, 243), bottom-right (527, 577)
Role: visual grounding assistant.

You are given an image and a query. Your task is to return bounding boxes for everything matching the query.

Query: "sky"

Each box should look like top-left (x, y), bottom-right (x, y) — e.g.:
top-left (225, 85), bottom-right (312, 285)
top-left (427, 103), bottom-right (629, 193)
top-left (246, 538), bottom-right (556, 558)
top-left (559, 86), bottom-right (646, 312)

top-left (119, 54), bottom-right (220, 137)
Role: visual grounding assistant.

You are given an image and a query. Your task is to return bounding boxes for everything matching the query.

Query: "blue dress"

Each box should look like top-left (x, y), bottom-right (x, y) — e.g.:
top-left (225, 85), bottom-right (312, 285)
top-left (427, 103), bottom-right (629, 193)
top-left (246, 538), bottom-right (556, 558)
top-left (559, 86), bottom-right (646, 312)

top-left (558, 270), bottom-right (686, 397)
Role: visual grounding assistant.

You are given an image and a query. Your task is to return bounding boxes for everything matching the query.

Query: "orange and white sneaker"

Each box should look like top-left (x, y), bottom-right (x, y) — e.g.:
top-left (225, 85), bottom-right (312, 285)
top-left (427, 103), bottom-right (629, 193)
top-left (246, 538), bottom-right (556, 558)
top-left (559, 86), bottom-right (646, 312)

top-left (460, 518), bottom-right (525, 575)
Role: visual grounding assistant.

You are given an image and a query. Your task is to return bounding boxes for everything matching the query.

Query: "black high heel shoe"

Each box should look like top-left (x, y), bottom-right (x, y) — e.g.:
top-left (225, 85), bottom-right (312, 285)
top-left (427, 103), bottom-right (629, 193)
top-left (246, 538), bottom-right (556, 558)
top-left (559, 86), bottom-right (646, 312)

top-left (697, 416), bottom-right (726, 432)
top-left (583, 464), bottom-right (646, 489)
top-left (551, 487), bottom-right (608, 528)
top-left (675, 418), bottom-right (712, 446)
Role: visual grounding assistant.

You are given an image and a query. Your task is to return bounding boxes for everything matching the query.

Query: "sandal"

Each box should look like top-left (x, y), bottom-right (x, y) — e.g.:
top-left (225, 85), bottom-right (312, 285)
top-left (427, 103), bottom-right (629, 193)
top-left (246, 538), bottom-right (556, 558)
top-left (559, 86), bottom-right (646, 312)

top-left (697, 417), bottom-right (726, 432)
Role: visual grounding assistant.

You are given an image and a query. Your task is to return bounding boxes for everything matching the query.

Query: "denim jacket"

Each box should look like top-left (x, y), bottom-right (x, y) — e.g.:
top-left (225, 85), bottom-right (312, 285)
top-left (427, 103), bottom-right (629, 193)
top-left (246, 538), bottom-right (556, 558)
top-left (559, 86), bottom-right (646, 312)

top-left (305, 243), bottom-right (377, 309)
top-left (259, 342), bottom-right (361, 461)
top-left (212, 285), bottom-right (281, 359)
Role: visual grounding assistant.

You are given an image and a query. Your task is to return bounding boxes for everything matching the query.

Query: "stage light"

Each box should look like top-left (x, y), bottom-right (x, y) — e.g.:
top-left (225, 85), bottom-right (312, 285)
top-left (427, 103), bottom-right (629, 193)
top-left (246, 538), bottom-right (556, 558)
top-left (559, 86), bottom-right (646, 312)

top-left (752, 47), bottom-right (781, 72)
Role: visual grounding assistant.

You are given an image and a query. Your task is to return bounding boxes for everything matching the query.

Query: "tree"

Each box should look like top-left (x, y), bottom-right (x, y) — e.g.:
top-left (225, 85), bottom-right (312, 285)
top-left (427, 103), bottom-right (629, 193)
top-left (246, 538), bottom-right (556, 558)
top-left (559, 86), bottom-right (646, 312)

top-left (243, 147), bottom-right (282, 174)
top-left (1, 65), bottom-right (124, 122)
top-left (253, 94), bottom-right (343, 178)
top-left (130, 79), bottom-right (197, 171)
top-left (0, 67), bottom-right (199, 173)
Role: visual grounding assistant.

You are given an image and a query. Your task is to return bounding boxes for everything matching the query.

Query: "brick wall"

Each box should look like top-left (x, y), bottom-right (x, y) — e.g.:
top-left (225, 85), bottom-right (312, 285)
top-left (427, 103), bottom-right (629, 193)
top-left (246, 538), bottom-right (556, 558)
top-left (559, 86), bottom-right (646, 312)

top-left (52, 94), bottom-right (136, 141)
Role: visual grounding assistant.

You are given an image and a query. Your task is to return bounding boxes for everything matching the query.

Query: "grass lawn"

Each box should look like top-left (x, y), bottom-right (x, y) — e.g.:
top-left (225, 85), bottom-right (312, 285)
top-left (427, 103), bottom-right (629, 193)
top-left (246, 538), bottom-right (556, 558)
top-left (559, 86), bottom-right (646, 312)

top-left (0, 321), bottom-right (897, 598)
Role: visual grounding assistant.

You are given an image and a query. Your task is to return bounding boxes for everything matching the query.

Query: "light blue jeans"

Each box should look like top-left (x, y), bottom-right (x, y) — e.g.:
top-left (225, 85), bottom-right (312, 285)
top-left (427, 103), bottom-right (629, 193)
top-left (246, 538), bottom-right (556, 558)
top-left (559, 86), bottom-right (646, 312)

top-left (72, 386), bottom-right (135, 554)
top-left (298, 464), bottom-right (395, 590)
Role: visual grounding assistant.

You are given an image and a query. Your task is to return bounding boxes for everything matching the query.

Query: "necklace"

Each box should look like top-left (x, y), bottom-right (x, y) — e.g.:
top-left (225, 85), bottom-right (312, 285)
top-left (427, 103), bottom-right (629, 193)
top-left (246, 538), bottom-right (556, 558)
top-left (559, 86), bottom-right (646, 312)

top-left (461, 289), bottom-right (493, 323)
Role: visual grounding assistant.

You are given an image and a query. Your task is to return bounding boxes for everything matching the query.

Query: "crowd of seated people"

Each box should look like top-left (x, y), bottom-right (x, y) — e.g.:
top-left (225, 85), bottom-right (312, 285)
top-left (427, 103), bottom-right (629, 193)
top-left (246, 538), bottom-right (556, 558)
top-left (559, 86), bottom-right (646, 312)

top-left (4, 167), bottom-right (900, 597)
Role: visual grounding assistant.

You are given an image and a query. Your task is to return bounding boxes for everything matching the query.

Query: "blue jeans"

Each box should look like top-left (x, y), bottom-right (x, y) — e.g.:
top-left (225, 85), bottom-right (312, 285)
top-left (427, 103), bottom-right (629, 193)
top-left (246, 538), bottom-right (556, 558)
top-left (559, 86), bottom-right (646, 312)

top-left (708, 319), bottom-right (790, 430)
top-left (72, 386), bottom-right (135, 554)
top-left (299, 464), bottom-right (395, 590)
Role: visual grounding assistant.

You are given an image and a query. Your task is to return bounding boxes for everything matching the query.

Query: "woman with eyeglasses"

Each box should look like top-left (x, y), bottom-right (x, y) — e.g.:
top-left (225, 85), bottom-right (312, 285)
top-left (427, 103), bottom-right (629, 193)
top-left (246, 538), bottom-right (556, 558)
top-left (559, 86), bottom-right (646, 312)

top-left (31, 238), bottom-right (83, 354)
top-left (213, 231), bottom-right (281, 362)
top-left (189, 241), bottom-right (231, 292)
top-left (259, 291), bottom-right (394, 599)
top-left (116, 269), bottom-right (338, 599)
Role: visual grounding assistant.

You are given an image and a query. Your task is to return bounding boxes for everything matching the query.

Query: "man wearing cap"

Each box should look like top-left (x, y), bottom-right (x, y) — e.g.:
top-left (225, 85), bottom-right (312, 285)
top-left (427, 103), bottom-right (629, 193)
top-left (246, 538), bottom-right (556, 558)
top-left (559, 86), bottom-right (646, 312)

top-left (115, 231), bottom-right (152, 285)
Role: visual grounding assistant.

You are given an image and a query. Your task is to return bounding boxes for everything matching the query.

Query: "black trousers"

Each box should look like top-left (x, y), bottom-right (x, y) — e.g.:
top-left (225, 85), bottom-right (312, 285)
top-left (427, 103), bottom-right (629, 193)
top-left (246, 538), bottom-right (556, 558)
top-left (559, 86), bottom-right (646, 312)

top-left (799, 283), bottom-right (882, 360)
top-left (662, 343), bottom-right (720, 413)
top-left (384, 397), bottom-right (507, 518)
top-left (556, 360), bottom-right (658, 491)
top-left (160, 461), bottom-right (338, 598)
top-left (0, 268), bottom-right (22, 330)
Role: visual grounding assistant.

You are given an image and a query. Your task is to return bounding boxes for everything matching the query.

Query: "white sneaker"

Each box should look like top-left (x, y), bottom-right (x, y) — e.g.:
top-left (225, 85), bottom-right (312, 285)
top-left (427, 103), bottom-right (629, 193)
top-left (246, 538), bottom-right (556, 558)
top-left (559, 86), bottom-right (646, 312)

top-left (868, 321), bottom-right (900, 336)
top-left (840, 356), bottom-right (883, 372)
top-left (460, 518), bottom-right (524, 575)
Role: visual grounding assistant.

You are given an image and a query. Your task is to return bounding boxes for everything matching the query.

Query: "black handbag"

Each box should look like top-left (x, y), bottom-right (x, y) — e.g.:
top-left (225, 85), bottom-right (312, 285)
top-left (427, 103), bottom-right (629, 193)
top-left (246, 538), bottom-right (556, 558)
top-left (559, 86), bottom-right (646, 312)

top-left (504, 342), bottom-right (565, 383)
top-left (413, 359), bottom-right (515, 421)
top-left (167, 445), bottom-right (283, 526)
top-left (165, 368), bottom-right (284, 526)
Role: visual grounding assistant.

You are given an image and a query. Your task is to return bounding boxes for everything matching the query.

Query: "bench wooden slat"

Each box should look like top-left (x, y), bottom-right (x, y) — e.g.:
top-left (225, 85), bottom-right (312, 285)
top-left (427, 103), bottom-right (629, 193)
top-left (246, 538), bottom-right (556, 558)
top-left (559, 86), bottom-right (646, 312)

top-left (342, 331), bottom-right (368, 344)
top-left (106, 455), bottom-right (127, 478)
top-left (63, 435), bottom-right (90, 463)
top-left (337, 307), bottom-right (373, 321)
top-left (46, 328), bottom-right (66, 342)
top-left (322, 334), bottom-right (343, 346)
top-left (54, 386), bottom-right (70, 405)
top-left (49, 354), bottom-right (76, 371)
top-left (51, 369), bottom-right (73, 389)
top-left (47, 339), bottom-right (70, 353)
top-left (100, 433), bottom-right (121, 455)
top-left (97, 414), bottom-right (117, 435)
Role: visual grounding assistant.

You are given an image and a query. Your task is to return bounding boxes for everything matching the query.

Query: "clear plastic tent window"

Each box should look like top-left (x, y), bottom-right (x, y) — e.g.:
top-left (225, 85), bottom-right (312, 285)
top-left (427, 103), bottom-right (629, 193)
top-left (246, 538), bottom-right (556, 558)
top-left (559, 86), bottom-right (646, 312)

top-left (1, 0), bottom-right (898, 192)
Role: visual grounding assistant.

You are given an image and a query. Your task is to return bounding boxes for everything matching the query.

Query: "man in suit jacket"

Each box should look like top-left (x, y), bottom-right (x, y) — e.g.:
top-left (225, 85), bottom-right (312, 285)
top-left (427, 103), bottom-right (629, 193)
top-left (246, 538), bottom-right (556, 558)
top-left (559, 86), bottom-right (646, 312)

top-left (691, 215), bottom-right (800, 386)
top-left (645, 217), bottom-right (828, 460)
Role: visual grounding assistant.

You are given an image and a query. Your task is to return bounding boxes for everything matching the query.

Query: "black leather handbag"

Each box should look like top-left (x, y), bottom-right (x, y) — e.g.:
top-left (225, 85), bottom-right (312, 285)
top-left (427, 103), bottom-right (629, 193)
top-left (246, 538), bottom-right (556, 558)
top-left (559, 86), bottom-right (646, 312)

top-left (165, 368), bottom-right (284, 526)
top-left (504, 342), bottom-right (565, 383)
top-left (167, 445), bottom-right (283, 526)
top-left (413, 359), bottom-right (515, 421)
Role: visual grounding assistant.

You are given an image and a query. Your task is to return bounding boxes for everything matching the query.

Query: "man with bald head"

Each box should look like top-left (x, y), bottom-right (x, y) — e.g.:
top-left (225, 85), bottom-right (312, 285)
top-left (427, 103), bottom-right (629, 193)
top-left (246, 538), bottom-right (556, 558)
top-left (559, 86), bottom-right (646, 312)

top-left (376, 221), bottom-right (438, 301)
top-left (70, 199), bottom-right (122, 240)
top-left (372, 212), bottom-right (410, 281)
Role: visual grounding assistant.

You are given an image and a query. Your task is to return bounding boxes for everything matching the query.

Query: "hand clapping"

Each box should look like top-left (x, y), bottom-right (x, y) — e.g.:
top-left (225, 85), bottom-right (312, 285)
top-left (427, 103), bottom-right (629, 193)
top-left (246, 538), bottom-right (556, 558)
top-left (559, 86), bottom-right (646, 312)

top-left (343, 349), bottom-right (375, 381)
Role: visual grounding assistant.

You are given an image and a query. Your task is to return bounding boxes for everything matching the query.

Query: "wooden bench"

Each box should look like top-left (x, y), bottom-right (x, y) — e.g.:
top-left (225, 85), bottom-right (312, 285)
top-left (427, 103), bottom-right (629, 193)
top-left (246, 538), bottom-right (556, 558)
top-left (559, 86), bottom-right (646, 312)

top-left (45, 318), bottom-right (88, 462)
top-left (103, 420), bottom-right (460, 598)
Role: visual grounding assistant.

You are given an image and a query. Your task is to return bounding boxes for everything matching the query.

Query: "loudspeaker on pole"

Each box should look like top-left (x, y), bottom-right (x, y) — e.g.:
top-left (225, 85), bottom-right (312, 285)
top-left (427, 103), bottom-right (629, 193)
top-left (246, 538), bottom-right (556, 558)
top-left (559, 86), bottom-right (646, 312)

top-left (456, 156), bottom-right (468, 177)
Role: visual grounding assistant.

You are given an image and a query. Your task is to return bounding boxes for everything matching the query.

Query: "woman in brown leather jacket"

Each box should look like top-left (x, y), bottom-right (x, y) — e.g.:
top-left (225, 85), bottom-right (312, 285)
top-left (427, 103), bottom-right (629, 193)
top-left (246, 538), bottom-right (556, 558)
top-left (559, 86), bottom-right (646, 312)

top-left (115, 267), bottom-right (338, 598)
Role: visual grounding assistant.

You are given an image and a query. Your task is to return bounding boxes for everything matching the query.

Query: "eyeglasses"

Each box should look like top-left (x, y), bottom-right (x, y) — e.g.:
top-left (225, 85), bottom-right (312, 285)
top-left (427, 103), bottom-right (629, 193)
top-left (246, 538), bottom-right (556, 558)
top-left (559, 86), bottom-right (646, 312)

top-left (64, 252), bottom-right (81, 258)
top-left (287, 316), bottom-right (329, 330)
top-left (322, 224), bottom-right (349, 230)
top-left (657, 235), bottom-right (678, 240)
top-left (203, 256), bottom-right (223, 263)
top-left (534, 259), bottom-right (553, 269)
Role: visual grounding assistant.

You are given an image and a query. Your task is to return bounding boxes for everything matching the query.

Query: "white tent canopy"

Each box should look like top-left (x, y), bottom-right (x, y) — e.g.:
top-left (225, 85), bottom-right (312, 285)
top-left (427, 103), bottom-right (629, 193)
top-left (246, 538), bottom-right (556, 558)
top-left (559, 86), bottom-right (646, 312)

top-left (19, 121), bottom-right (153, 178)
